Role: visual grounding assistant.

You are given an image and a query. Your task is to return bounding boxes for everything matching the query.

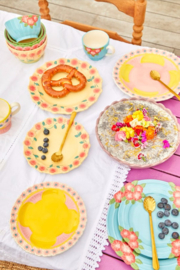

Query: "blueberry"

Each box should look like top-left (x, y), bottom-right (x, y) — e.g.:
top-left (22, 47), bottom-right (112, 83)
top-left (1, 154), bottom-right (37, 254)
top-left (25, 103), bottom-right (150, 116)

top-left (162, 227), bottom-right (169, 235)
top-left (172, 232), bottom-right (179, 239)
top-left (42, 148), bottom-right (48, 154)
top-left (158, 222), bottom-right (165, 229)
top-left (165, 220), bottom-right (172, 226)
top-left (172, 209), bottom-right (179, 216)
top-left (172, 222), bottom-right (179, 229)
top-left (164, 210), bottom-right (170, 217)
top-left (38, 146), bottom-right (43, 151)
top-left (43, 129), bottom-right (49, 135)
top-left (43, 138), bottom-right (49, 143)
top-left (161, 198), bottom-right (168, 204)
top-left (158, 233), bottom-right (165, 239)
top-left (164, 204), bottom-right (171, 211)
top-left (158, 203), bottom-right (164, 209)
top-left (43, 142), bottom-right (49, 148)
top-left (157, 211), bottom-right (164, 218)
top-left (41, 155), bottom-right (46, 160)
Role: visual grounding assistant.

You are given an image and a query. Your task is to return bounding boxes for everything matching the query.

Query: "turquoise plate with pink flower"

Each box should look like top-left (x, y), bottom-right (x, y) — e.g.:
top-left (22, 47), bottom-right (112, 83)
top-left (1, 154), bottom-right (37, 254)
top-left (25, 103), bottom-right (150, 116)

top-left (107, 179), bottom-right (180, 270)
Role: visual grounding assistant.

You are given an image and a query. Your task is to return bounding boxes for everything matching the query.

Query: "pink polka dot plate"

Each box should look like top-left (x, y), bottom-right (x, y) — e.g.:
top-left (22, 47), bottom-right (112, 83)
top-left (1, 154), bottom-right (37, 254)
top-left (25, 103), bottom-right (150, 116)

top-left (10, 182), bottom-right (87, 256)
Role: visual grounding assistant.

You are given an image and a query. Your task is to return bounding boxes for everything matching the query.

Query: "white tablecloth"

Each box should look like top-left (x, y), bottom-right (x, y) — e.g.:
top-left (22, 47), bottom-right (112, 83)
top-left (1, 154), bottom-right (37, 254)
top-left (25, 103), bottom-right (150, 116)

top-left (0, 10), bottom-right (139, 270)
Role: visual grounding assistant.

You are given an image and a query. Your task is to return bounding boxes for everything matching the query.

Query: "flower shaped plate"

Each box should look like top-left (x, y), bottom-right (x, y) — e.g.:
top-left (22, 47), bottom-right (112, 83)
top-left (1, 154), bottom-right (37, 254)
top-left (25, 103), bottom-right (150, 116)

top-left (113, 48), bottom-right (180, 101)
top-left (118, 180), bottom-right (180, 259)
top-left (107, 179), bottom-right (180, 270)
top-left (28, 58), bottom-right (102, 114)
top-left (96, 98), bottom-right (180, 168)
top-left (10, 182), bottom-right (87, 256)
top-left (23, 117), bottom-right (90, 174)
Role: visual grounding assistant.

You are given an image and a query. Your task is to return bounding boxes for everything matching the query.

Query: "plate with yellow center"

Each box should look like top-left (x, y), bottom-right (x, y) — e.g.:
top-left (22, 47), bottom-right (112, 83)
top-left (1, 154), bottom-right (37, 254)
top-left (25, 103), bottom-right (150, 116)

top-left (23, 117), bottom-right (90, 174)
top-left (28, 58), bottom-right (102, 114)
top-left (113, 48), bottom-right (180, 101)
top-left (10, 182), bottom-right (87, 256)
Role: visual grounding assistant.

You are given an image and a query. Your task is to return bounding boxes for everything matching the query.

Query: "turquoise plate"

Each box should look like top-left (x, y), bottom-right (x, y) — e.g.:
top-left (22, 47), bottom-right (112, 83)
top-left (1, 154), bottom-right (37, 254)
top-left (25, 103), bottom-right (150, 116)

top-left (107, 179), bottom-right (180, 270)
top-left (118, 180), bottom-right (180, 259)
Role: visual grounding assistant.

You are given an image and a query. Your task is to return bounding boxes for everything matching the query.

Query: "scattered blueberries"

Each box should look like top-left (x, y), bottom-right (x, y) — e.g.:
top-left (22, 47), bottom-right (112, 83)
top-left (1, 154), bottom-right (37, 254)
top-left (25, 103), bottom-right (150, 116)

top-left (38, 146), bottom-right (43, 151)
top-left (165, 220), bottom-right (172, 226)
top-left (43, 129), bottom-right (50, 135)
top-left (38, 130), bottom-right (50, 159)
top-left (158, 233), bottom-right (165, 240)
top-left (161, 198), bottom-right (168, 204)
top-left (172, 222), bottom-right (179, 229)
top-left (42, 148), bottom-right (48, 154)
top-left (43, 142), bottom-right (49, 148)
top-left (158, 222), bottom-right (165, 229)
top-left (157, 198), bottom-right (180, 240)
top-left (172, 232), bottom-right (179, 239)
top-left (164, 204), bottom-right (171, 211)
top-left (162, 227), bottom-right (169, 235)
top-left (158, 203), bottom-right (164, 209)
top-left (164, 210), bottom-right (170, 217)
top-left (157, 211), bottom-right (164, 218)
top-left (172, 209), bottom-right (179, 216)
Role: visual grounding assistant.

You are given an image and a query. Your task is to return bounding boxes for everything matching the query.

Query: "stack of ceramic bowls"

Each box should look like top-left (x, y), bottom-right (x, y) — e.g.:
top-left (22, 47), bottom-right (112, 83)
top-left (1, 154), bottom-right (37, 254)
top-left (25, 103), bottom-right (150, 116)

top-left (4, 15), bottom-right (47, 64)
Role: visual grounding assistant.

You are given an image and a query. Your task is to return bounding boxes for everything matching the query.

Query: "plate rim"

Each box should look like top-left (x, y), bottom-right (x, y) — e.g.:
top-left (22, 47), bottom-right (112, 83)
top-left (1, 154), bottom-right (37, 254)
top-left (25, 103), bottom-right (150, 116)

top-left (10, 182), bottom-right (87, 256)
top-left (95, 97), bottom-right (180, 168)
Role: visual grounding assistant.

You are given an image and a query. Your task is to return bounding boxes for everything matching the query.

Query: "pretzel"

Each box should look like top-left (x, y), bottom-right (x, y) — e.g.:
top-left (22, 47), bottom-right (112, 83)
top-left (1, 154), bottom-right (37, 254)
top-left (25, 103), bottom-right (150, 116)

top-left (41, 64), bottom-right (87, 98)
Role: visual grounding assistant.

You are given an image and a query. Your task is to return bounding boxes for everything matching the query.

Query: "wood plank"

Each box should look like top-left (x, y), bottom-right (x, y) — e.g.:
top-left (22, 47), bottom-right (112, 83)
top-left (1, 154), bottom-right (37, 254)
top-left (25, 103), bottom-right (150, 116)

top-left (160, 99), bottom-right (180, 118)
top-left (142, 41), bottom-right (174, 52)
top-left (163, 0), bottom-right (180, 4)
top-left (174, 49), bottom-right (180, 57)
top-left (93, 15), bottom-right (180, 49)
top-left (96, 252), bottom-right (131, 270)
top-left (127, 167), bottom-right (180, 184)
top-left (48, 0), bottom-right (180, 34)
top-left (147, 0), bottom-right (180, 18)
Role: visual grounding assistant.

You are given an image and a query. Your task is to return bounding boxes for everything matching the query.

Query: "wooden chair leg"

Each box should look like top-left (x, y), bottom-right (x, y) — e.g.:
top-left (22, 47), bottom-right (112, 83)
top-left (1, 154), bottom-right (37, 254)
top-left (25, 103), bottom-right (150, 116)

top-left (132, 0), bottom-right (147, 45)
top-left (38, 0), bottom-right (51, 20)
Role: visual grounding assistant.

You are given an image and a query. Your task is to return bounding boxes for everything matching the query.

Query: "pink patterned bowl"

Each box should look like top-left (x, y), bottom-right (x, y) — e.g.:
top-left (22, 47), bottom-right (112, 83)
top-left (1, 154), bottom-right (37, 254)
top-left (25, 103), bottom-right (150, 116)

top-left (6, 38), bottom-right (47, 64)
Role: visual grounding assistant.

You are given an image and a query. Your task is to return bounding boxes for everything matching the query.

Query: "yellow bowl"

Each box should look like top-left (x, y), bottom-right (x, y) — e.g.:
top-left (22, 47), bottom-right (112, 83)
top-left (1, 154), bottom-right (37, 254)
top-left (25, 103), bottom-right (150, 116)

top-left (6, 37), bottom-right (47, 64)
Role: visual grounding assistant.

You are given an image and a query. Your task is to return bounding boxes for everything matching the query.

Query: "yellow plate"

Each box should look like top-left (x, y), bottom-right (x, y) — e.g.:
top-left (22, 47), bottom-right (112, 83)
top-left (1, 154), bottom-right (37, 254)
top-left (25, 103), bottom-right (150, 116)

top-left (28, 58), bottom-right (102, 114)
top-left (23, 117), bottom-right (90, 174)
top-left (113, 48), bottom-right (180, 101)
top-left (10, 182), bottom-right (87, 256)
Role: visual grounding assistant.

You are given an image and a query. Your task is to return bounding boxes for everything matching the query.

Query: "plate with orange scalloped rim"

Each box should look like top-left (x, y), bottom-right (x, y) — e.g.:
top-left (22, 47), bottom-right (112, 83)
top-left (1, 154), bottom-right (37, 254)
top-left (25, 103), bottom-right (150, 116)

top-left (23, 117), bottom-right (90, 174)
top-left (28, 58), bottom-right (102, 114)
top-left (10, 182), bottom-right (87, 256)
top-left (113, 48), bottom-right (180, 101)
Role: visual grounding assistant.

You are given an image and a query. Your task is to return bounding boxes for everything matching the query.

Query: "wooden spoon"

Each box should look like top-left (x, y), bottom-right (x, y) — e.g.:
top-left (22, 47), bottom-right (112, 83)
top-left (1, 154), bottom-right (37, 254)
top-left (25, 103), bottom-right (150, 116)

top-left (144, 196), bottom-right (159, 270)
top-left (150, 70), bottom-right (180, 101)
top-left (51, 112), bottom-right (77, 162)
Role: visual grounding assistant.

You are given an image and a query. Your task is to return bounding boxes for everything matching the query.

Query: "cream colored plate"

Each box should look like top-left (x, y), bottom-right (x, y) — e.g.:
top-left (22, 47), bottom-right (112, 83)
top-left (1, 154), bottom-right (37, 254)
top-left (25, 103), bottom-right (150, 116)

top-left (28, 58), bottom-right (102, 114)
top-left (23, 117), bottom-right (90, 174)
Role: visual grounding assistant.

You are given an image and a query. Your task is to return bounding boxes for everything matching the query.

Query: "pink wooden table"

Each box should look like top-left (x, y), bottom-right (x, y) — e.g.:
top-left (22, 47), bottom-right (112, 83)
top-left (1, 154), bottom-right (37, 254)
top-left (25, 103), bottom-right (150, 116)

top-left (96, 95), bottom-right (180, 270)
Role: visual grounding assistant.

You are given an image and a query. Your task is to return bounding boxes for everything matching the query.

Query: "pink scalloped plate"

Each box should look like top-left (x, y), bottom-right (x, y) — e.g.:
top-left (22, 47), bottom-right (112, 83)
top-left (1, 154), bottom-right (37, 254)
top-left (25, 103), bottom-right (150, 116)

top-left (96, 98), bottom-right (180, 168)
top-left (10, 182), bottom-right (87, 256)
top-left (28, 58), bottom-right (102, 114)
top-left (23, 117), bottom-right (90, 174)
top-left (113, 48), bottom-right (180, 101)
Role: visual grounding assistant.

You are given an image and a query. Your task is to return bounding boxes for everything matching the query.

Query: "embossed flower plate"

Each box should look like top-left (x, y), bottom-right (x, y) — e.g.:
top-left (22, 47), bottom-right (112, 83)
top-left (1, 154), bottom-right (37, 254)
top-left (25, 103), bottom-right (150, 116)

top-left (28, 58), bottom-right (102, 114)
top-left (118, 180), bottom-right (180, 259)
top-left (23, 117), bottom-right (90, 174)
top-left (107, 179), bottom-right (180, 270)
top-left (113, 48), bottom-right (180, 101)
top-left (96, 98), bottom-right (180, 168)
top-left (10, 182), bottom-right (87, 256)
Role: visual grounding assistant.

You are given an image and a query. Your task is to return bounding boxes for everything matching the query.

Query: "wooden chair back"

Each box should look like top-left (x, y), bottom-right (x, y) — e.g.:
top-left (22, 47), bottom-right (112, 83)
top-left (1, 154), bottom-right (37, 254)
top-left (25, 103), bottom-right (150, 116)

top-left (38, 0), bottom-right (147, 45)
